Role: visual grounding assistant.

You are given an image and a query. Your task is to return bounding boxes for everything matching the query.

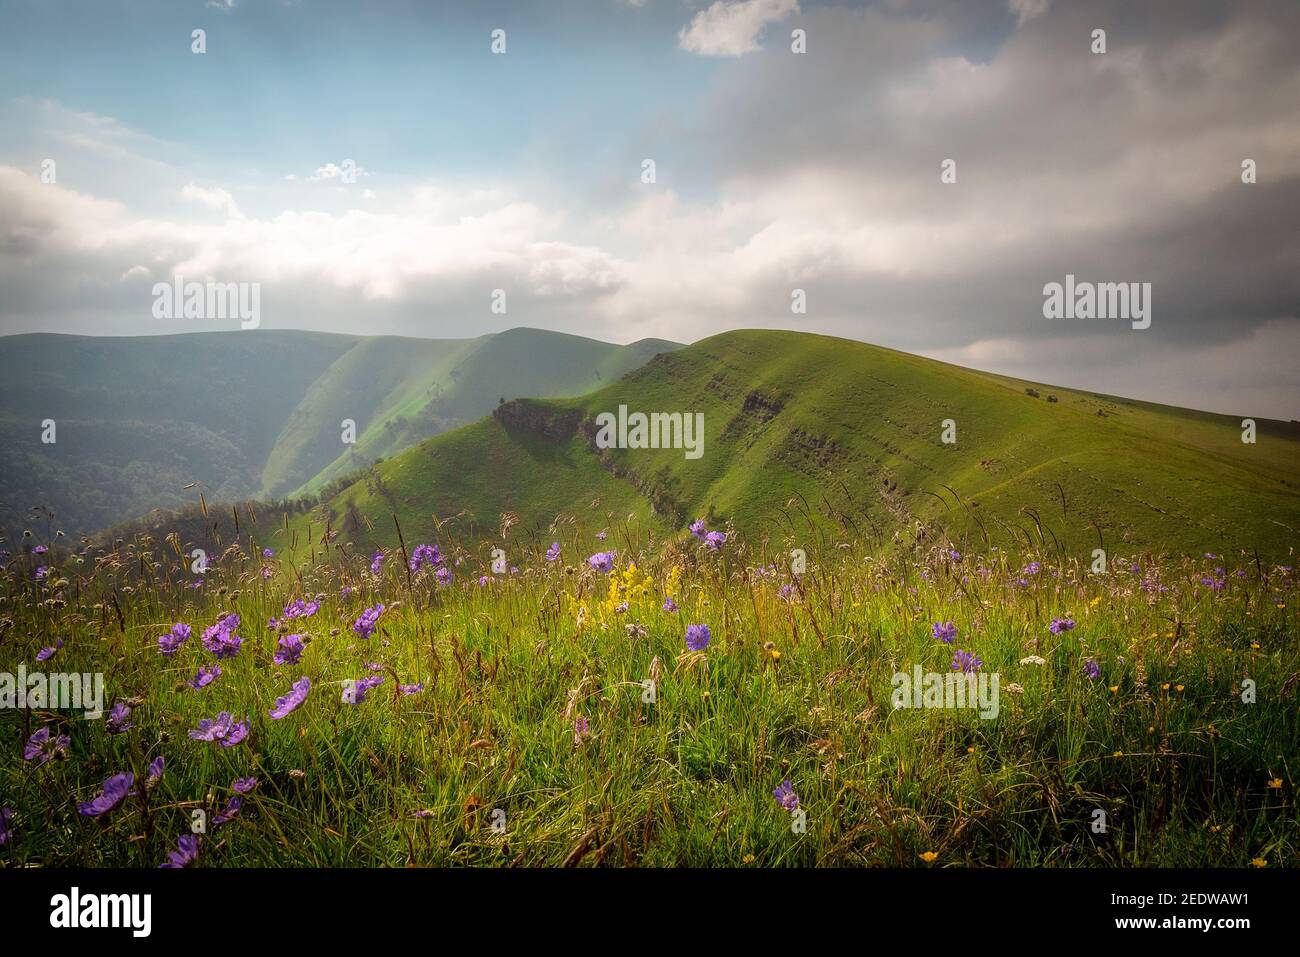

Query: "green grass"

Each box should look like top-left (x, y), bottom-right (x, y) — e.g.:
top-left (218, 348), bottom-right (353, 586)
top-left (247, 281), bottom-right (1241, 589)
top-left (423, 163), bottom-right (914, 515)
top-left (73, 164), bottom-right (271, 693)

top-left (303, 329), bottom-right (1300, 560)
top-left (0, 527), bottom-right (1295, 867)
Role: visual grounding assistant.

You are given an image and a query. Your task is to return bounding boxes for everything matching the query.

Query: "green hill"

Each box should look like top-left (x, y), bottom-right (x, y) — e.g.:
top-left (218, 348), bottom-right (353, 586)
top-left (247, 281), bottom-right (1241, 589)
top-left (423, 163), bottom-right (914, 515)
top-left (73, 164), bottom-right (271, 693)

top-left (0, 328), bottom-right (680, 541)
top-left (304, 329), bottom-right (1300, 560)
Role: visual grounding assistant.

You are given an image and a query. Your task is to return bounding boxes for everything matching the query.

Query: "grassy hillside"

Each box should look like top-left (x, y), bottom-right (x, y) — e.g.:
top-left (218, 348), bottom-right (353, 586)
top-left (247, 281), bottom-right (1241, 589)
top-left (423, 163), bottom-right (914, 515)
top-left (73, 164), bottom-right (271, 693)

top-left (303, 329), bottom-right (1300, 560)
top-left (0, 329), bottom-right (681, 541)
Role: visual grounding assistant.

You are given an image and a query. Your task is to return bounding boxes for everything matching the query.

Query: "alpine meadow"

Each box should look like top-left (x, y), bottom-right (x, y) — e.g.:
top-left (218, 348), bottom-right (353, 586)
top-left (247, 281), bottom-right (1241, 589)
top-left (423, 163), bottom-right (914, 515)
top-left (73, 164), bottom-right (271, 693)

top-left (0, 0), bottom-right (1297, 931)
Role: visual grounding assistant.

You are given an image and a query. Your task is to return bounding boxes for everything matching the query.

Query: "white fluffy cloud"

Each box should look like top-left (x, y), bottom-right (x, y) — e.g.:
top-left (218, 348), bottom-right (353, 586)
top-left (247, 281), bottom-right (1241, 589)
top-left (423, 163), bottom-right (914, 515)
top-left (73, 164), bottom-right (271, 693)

top-left (677, 0), bottom-right (799, 57)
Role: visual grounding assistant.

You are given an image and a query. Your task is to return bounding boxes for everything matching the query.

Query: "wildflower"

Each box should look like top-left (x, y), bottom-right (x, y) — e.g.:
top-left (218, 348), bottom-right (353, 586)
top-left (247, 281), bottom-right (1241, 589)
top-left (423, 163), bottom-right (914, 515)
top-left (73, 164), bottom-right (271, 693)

top-left (1019, 655), bottom-right (1046, 666)
top-left (36, 638), bottom-right (63, 661)
top-left (1083, 658), bottom-right (1101, 680)
top-left (233, 777), bottom-right (258, 794)
top-left (201, 614), bottom-right (243, 659)
top-left (369, 550), bottom-right (385, 575)
top-left (34, 565), bottom-right (50, 580)
top-left (105, 701), bottom-right (134, 735)
top-left (573, 715), bottom-right (590, 744)
top-left (353, 604), bottom-right (385, 640)
top-left (662, 596), bottom-right (678, 613)
top-left (23, 726), bottom-right (70, 764)
top-left (347, 674), bottom-right (384, 704)
top-left (626, 623), bottom-right (648, 639)
top-left (274, 633), bottom-right (306, 666)
top-left (931, 621), bottom-right (957, 644)
top-left (212, 796), bottom-right (243, 827)
top-left (1049, 617), bottom-right (1076, 634)
top-left (78, 772), bottom-right (134, 817)
top-left (160, 834), bottom-right (200, 868)
top-left (704, 530), bottom-right (727, 551)
top-left (157, 623), bottom-right (191, 656)
top-left (685, 623), bottom-right (711, 652)
top-left (778, 583), bottom-right (797, 601)
top-left (0, 808), bottom-right (12, 845)
top-left (596, 529), bottom-right (607, 541)
top-left (1251, 858), bottom-right (1268, 868)
top-left (146, 756), bottom-right (165, 787)
top-left (409, 543), bottom-right (441, 573)
top-left (919, 851), bottom-right (939, 863)
top-left (1022, 562), bottom-right (1042, 576)
top-left (478, 575), bottom-right (490, 587)
top-left (260, 566), bottom-right (273, 580)
top-left (273, 598), bottom-right (319, 627)
top-left (435, 566), bottom-right (453, 587)
top-left (588, 551), bottom-right (616, 573)
top-left (951, 650), bottom-right (982, 674)
top-left (399, 681), bottom-right (425, 696)
top-left (32, 544), bottom-right (48, 554)
top-left (188, 664), bottom-right (221, 690)
top-left (269, 677), bottom-right (311, 719)
top-left (262, 548), bottom-right (274, 558)
top-left (773, 780), bottom-right (799, 812)
top-left (546, 542), bottom-right (561, 562)
top-left (689, 519), bottom-right (707, 539)
top-left (1267, 778), bottom-right (1283, 789)
top-left (188, 712), bottom-right (249, 747)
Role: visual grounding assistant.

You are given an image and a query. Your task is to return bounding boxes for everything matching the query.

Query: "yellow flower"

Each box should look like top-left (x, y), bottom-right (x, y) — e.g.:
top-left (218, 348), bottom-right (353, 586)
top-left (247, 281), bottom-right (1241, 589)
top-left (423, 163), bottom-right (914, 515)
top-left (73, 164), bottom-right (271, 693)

top-left (1276, 602), bottom-right (1286, 610)
top-left (919, 851), bottom-right (938, 863)
top-left (1113, 750), bottom-right (1124, 757)
top-left (770, 649), bottom-right (782, 661)
top-left (1090, 596), bottom-right (1101, 607)
top-left (1251, 858), bottom-right (1268, 868)
top-left (1108, 685), bottom-right (1119, 694)
top-left (1267, 778), bottom-right (1283, 789)
top-left (966, 746), bottom-right (975, 754)
top-left (1251, 642), bottom-right (1260, 650)
top-left (1175, 684), bottom-right (1184, 692)
top-left (1161, 682), bottom-right (1170, 691)
top-left (742, 853), bottom-right (755, 864)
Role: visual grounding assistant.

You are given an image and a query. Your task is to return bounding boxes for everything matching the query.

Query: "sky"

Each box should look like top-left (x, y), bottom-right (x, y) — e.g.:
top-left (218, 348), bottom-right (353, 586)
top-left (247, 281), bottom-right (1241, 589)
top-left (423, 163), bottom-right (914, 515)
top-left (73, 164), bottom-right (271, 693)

top-left (0, 0), bottom-right (1297, 418)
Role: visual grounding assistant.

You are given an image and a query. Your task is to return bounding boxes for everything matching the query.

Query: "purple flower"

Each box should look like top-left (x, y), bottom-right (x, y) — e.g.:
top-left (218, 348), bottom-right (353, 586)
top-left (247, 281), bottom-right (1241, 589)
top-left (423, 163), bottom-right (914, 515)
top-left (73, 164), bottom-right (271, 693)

top-left (78, 772), bottom-right (134, 817)
top-left (951, 649), bottom-right (983, 674)
top-left (32, 544), bottom-right (48, 554)
top-left (662, 596), bottom-right (678, 613)
top-left (36, 638), bottom-right (63, 662)
top-left (233, 777), bottom-right (258, 794)
top-left (188, 712), bottom-right (249, 747)
top-left (409, 543), bottom-right (442, 573)
top-left (478, 575), bottom-right (490, 587)
top-left (0, 807), bottom-right (13, 845)
top-left (932, 621), bottom-right (957, 644)
top-left (157, 622), bottom-right (191, 657)
top-left (399, 682), bottom-right (425, 696)
top-left (685, 623), bottom-right (711, 652)
top-left (105, 701), bottom-right (134, 735)
top-left (773, 780), bottom-right (799, 812)
top-left (146, 756), bottom-right (165, 786)
top-left (1022, 562), bottom-right (1042, 576)
top-left (544, 541), bottom-right (562, 563)
top-left (573, 715), bottom-right (590, 743)
top-left (435, 565), bottom-right (453, 587)
top-left (260, 566), bottom-right (273, 580)
top-left (704, 530), bottom-right (727, 551)
top-left (353, 604), bottom-right (385, 640)
top-left (1049, 617), bottom-right (1076, 634)
top-left (188, 664), bottom-right (221, 690)
top-left (1083, 658), bottom-right (1101, 680)
top-left (369, 550), bottom-right (385, 575)
top-left (269, 676), bottom-right (311, 719)
top-left (274, 633), bottom-right (306, 666)
top-left (160, 834), bottom-right (200, 868)
top-left (276, 598), bottom-right (320, 625)
top-left (689, 519), bottom-right (707, 539)
top-left (346, 674), bottom-right (385, 705)
top-left (778, 583), bottom-right (797, 601)
top-left (212, 796), bottom-right (243, 827)
top-left (201, 614), bottom-right (243, 659)
top-left (587, 551), bottom-right (616, 573)
top-left (23, 726), bottom-right (69, 764)
top-left (262, 547), bottom-right (275, 558)
top-left (34, 565), bottom-right (50, 580)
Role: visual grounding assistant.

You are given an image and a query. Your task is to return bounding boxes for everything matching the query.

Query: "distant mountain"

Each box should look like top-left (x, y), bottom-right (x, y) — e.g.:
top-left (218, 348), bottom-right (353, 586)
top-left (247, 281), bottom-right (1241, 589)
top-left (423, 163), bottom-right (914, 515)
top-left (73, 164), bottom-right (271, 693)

top-left (0, 328), bottom-right (680, 541)
top-left (296, 329), bottom-right (1300, 560)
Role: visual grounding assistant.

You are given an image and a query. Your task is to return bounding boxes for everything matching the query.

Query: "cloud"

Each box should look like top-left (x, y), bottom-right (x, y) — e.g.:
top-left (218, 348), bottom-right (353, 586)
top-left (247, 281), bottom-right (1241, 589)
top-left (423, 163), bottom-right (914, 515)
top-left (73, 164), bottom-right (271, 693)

top-left (308, 162), bottom-right (369, 182)
top-left (181, 183), bottom-right (241, 218)
top-left (1007, 0), bottom-right (1050, 26)
top-left (677, 0), bottom-right (799, 57)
